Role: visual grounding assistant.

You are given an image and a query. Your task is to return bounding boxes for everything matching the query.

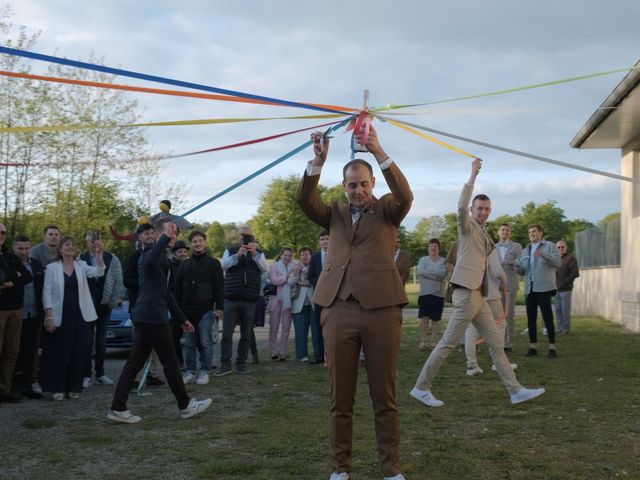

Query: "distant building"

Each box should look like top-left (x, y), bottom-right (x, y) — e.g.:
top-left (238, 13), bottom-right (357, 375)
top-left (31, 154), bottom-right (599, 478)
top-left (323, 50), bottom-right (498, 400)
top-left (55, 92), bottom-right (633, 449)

top-left (570, 60), bottom-right (640, 332)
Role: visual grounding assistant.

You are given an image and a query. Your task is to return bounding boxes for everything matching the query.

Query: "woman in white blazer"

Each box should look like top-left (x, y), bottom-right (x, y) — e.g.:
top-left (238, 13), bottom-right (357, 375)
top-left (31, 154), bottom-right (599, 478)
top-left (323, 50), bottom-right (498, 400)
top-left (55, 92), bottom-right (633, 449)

top-left (41, 236), bottom-right (105, 400)
top-left (267, 248), bottom-right (296, 361)
top-left (288, 247), bottom-right (315, 362)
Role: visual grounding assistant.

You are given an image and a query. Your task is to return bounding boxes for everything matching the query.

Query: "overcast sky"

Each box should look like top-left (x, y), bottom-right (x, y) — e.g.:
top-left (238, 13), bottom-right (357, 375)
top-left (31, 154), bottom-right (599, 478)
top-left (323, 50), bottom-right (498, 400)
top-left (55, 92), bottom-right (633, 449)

top-left (7, 0), bottom-right (640, 229)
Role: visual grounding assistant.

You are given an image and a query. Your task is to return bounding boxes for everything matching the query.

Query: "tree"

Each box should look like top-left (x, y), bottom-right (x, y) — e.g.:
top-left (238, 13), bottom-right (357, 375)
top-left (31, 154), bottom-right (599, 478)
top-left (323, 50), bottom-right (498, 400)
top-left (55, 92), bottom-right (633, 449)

top-left (251, 175), bottom-right (346, 257)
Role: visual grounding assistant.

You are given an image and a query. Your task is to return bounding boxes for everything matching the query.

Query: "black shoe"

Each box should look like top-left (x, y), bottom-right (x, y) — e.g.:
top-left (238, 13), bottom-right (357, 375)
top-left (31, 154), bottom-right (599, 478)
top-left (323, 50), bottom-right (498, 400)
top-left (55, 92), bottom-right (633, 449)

top-left (504, 347), bottom-right (513, 353)
top-left (146, 376), bottom-right (165, 386)
top-left (23, 389), bottom-right (43, 399)
top-left (548, 349), bottom-right (558, 359)
top-left (525, 348), bottom-right (538, 357)
top-left (1, 392), bottom-right (24, 403)
top-left (271, 355), bottom-right (279, 361)
top-left (310, 359), bottom-right (323, 365)
top-left (236, 364), bottom-right (250, 374)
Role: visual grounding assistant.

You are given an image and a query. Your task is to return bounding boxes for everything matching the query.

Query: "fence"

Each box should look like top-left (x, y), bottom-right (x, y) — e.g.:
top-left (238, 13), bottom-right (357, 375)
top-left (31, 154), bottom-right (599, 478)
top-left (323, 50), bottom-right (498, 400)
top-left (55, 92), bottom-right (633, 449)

top-left (575, 217), bottom-right (621, 268)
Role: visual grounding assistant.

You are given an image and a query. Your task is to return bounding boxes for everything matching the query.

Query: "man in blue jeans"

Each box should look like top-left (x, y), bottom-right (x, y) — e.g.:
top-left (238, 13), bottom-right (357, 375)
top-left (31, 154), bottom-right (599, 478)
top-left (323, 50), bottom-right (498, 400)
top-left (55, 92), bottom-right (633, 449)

top-left (175, 230), bottom-right (224, 385)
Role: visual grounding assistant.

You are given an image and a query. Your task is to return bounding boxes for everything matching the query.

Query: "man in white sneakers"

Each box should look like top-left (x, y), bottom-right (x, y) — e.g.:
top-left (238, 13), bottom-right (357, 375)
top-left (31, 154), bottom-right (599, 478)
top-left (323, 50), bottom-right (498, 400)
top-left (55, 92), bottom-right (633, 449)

top-left (411, 158), bottom-right (545, 408)
top-left (107, 219), bottom-right (211, 423)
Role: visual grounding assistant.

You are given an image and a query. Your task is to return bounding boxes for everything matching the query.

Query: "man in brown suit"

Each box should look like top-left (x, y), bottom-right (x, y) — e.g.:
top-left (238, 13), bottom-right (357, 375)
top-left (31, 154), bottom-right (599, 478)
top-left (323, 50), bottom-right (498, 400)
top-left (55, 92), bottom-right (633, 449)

top-left (410, 158), bottom-right (545, 408)
top-left (296, 125), bottom-right (412, 480)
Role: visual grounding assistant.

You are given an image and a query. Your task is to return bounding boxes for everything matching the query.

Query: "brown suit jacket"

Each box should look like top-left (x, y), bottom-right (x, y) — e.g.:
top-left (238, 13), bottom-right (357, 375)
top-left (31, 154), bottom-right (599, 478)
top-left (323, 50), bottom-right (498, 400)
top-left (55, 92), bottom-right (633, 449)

top-left (296, 162), bottom-right (413, 310)
top-left (395, 250), bottom-right (411, 286)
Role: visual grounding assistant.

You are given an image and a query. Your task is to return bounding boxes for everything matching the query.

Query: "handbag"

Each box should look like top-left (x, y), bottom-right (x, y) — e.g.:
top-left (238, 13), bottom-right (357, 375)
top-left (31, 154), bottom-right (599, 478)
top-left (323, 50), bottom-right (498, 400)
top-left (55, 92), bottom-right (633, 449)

top-left (290, 283), bottom-right (300, 300)
top-left (263, 283), bottom-right (277, 297)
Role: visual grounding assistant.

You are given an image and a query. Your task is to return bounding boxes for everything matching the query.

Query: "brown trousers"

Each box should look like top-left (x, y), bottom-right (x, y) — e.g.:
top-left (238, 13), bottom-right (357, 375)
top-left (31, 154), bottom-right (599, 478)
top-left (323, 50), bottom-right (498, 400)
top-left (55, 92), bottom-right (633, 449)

top-left (322, 299), bottom-right (402, 477)
top-left (0, 309), bottom-right (23, 396)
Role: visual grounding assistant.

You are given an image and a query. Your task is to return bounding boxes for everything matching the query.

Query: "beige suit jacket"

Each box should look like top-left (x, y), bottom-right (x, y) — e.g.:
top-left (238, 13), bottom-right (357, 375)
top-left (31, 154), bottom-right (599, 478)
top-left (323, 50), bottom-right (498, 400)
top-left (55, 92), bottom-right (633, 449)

top-left (449, 183), bottom-right (495, 293)
top-left (296, 162), bottom-right (413, 309)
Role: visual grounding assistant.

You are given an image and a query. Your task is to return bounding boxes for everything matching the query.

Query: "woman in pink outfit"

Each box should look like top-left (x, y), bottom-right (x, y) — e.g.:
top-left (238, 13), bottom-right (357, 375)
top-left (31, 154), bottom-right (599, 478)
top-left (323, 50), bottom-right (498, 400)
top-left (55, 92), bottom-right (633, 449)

top-left (268, 248), bottom-right (296, 360)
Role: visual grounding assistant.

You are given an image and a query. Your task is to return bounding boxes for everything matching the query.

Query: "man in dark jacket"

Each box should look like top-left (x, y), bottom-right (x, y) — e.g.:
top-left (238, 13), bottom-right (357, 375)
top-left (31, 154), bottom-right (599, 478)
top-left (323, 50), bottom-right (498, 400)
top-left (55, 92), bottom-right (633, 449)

top-left (307, 229), bottom-right (329, 364)
top-left (12, 235), bottom-right (44, 399)
top-left (81, 231), bottom-right (124, 387)
top-left (0, 224), bottom-right (33, 403)
top-left (555, 240), bottom-right (580, 334)
top-left (176, 231), bottom-right (224, 385)
top-left (218, 226), bottom-right (268, 375)
top-left (108, 219), bottom-right (211, 423)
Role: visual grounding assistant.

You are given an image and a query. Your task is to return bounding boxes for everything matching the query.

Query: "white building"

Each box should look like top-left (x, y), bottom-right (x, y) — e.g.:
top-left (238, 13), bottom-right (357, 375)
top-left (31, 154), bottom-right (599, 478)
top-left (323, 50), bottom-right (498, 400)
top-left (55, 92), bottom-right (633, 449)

top-left (570, 61), bottom-right (640, 331)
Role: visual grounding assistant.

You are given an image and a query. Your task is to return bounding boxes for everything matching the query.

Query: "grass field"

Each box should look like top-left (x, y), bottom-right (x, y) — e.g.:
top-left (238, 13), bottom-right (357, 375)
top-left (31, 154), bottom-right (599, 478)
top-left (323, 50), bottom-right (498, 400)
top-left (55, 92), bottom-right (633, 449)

top-left (1, 313), bottom-right (638, 480)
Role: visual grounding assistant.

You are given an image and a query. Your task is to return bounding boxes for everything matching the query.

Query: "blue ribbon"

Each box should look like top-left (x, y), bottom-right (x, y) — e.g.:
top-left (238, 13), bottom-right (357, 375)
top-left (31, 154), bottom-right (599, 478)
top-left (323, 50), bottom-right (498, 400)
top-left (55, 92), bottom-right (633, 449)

top-left (0, 46), bottom-right (348, 115)
top-left (180, 117), bottom-right (352, 217)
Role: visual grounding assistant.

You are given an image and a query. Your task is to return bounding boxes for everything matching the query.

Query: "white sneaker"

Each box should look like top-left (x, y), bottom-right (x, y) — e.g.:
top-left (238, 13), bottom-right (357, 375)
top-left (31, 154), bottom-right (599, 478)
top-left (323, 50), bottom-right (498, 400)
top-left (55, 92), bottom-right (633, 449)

top-left (107, 409), bottom-right (142, 424)
top-left (96, 375), bottom-right (114, 385)
top-left (182, 372), bottom-right (195, 384)
top-left (385, 475), bottom-right (406, 480)
top-left (82, 377), bottom-right (92, 388)
top-left (196, 372), bottom-right (210, 385)
top-left (492, 363), bottom-right (518, 371)
top-left (300, 357), bottom-right (309, 362)
top-left (410, 387), bottom-right (444, 407)
top-left (329, 473), bottom-right (350, 480)
top-left (52, 392), bottom-right (64, 401)
top-left (180, 397), bottom-right (212, 419)
top-left (31, 383), bottom-right (42, 394)
top-left (510, 387), bottom-right (545, 404)
top-left (466, 365), bottom-right (484, 376)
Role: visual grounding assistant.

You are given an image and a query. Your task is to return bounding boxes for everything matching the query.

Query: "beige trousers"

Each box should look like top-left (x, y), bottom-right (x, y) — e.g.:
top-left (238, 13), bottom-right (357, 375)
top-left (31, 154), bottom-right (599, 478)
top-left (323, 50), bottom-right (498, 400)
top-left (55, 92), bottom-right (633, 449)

top-left (414, 288), bottom-right (521, 395)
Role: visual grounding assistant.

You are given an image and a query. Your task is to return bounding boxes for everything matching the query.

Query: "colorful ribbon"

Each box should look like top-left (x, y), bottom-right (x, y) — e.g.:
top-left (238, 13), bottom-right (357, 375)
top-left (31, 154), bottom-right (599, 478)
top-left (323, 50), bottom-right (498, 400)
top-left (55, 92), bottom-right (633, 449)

top-left (0, 46), bottom-right (349, 114)
top-left (0, 70), bottom-right (355, 113)
top-left (381, 117), bottom-right (475, 158)
top-left (371, 66), bottom-right (640, 111)
top-left (376, 115), bottom-right (638, 184)
top-left (179, 117), bottom-right (353, 218)
top-left (0, 118), bottom-right (349, 168)
top-left (0, 113), bottom-right (348, 134)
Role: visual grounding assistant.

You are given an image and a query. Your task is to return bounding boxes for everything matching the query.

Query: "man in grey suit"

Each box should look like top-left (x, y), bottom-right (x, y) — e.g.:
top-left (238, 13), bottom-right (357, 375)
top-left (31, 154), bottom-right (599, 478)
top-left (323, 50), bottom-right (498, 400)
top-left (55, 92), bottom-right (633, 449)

top-left (495, 224), bottom-right (522, 352)
top-left (411, 158), bottom-right (544, 407)
top-left (515, 225), bottom-right (561, 358)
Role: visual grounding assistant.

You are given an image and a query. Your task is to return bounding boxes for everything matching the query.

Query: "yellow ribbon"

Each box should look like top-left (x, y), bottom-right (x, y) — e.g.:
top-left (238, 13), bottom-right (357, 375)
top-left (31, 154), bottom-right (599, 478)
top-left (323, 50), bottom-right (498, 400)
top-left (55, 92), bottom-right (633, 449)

top-left (384, 118), bottom-right (476, 158)
top-left (0, 113), bottom-right (347, 134)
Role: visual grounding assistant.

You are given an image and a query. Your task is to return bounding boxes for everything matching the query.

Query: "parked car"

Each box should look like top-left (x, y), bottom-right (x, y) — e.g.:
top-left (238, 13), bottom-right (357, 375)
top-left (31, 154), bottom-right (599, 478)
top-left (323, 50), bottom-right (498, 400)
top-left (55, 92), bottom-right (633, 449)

top-left (106, 300), bottom-right (133, 348)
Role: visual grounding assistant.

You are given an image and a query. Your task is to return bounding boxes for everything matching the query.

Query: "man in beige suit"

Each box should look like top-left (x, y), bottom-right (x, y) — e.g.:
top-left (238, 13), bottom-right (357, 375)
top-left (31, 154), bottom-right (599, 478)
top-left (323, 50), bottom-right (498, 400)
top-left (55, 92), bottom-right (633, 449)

top-left (410, 158), bottom-right (544, 408)
top-left (394, 235), bottom-right (412, 286)
top-left (297, 125), bottom-right (412, 480)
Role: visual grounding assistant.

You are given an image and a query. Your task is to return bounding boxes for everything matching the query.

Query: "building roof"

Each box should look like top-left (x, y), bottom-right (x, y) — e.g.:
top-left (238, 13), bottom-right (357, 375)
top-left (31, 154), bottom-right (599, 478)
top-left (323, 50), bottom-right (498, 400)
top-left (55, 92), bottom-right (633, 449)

top-left (571, 60), bottom-right (640, 149)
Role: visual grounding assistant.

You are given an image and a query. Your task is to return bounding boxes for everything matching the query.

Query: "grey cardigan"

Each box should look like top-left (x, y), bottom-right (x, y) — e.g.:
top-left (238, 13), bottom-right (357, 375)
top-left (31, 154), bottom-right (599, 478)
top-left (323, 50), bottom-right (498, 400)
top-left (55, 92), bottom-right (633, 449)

top-left (515, 239), bottom-right (561, 296)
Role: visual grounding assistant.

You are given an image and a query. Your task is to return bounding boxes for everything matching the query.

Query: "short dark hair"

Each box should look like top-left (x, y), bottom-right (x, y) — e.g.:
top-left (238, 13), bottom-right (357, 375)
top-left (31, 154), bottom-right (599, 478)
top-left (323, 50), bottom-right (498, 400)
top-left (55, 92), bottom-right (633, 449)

top-left (13, 234), bottom-right (30, 244)
top-left (499, 223), bottom-right (511, 229)
top-left (43, 225), bottom-right (59, 234)
top-left (136, 223), bottom-right (154, 235)
top-left (471, 194), bottom-right (491, 205)
top-left (528, 224), bottom-right (543, 233)
top-left (153, 217), bottom-right (173, 231)
top-left (188, 230), bottom-right (206, 242)
top-left (428, 238), bottom-right (441, 248)
top-left (299, 247), bottom-right (312, 256)
top-left (318, 229), bottom-right (329, 238)
top-left (342, 159), bottom-right (373, 180)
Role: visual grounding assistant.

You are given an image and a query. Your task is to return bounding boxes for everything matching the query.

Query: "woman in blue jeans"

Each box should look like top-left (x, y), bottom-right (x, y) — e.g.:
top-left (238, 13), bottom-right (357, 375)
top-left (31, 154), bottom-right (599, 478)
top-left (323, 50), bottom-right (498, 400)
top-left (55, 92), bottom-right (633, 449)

top-left (288, 247), bottom-right (315, 362)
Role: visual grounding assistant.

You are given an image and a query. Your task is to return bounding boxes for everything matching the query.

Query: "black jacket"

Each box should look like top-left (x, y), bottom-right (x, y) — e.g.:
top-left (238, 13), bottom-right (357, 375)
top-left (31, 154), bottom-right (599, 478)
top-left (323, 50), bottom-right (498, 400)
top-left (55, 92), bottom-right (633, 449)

top-left (130, 235), bottom-right (187, 326)
top-left (224, 246), bottom-right (262, 301)
top-left (0, 250), bottom-right (33, 310)
top-left (176, 252), bottom-right (224, 323)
